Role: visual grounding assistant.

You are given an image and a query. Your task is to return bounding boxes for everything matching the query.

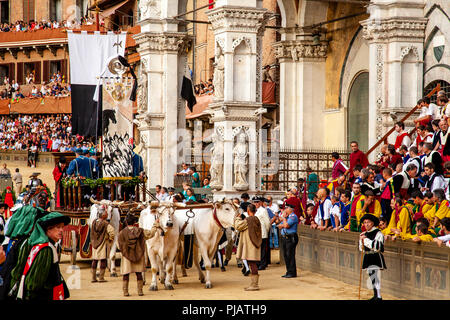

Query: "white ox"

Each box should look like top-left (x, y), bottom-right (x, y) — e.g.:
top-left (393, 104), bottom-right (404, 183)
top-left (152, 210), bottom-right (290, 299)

top-left (88, 199), bottom-right (122, 277)
top-left (173, 199), bottom-right (239, 289)
top-left (139, 201), bottom-right (186, 290)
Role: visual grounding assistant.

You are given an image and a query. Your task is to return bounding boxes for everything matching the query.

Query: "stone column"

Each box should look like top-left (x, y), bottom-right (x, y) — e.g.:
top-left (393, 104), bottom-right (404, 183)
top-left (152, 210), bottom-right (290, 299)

top-left (134, 12), bottom-right (191, 188)
top-left (206, 4), bottom-right (269, 200)
top-left (273, 31), bottom-right (328, 149)
top-left (361, 0), bottom-right (426, 158)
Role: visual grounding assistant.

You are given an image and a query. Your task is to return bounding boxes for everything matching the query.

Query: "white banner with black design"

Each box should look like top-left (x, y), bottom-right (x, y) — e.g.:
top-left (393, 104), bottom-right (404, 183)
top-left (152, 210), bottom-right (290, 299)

top-left (101, 77), bottom-right (134, 177)
top-left (67, 30), bottom-right (126, 137)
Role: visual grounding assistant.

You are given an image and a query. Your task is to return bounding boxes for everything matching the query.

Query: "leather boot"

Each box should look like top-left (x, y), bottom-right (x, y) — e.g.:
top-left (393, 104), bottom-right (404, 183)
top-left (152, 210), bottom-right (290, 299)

top-left (91, 268), bottom-right (98, 283)
top-left (137, 280), bottom-right (144, 296)
top-left (123, 279), bottom-right (129, 297)
top-left (98, 268), bottom-right (107, 282)
top-left (245, 274), bottom-right (259, 291)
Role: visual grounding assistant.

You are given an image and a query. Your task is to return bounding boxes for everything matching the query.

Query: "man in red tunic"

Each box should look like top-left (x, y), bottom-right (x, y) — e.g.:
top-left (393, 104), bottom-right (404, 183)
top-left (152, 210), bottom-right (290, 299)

top-left (52, 157), bottom-right (67, 208)
top-left (282, 189), bottom-right (302, 219)
top-left (331, 152), bottom-right (349, 180)
top-left (346, 141), bottom-right (369, 179)
top-left (394, 121), bottom-right (411, 152)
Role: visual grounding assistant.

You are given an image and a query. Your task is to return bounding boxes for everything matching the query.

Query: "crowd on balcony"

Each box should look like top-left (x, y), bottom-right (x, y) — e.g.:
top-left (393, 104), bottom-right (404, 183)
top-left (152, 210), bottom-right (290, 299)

top-left (194, 79), bottom-right (214, 96)
top-left (1, 72), bottom-right (70, 100)
top-left (0, 113), bottom-right (94, 166)
top-left (0, 17), bottom-right (96, 33)
top-left (274, 90), bottom-right (450, 249)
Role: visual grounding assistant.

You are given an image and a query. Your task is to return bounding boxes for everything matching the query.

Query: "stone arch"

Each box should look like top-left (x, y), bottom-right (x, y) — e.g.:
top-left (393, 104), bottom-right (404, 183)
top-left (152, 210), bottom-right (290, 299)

top-left (277, 0), bottom-right (329, 30)
top-left (423, 6), bottom-right (450, 86)
top-left (232, 36), bottom-right (252, 53)
top-left (298, 0), bottom-right (328, 28)
top-left (339, 26), bottom-right (369, 109)
top-left (276, 0), bottom-right (298, 28)
top-left (400, 46), bottom-right (420, 62)
top-left (347, 72), bottom-right (369, 151)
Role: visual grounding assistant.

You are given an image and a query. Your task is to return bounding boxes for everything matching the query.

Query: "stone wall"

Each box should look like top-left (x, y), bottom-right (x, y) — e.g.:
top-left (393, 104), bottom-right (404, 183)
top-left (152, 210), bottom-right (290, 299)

top-left (0, 150), bottom-right (60, 168)
top-left (296, 225), bottom-right (450, 300)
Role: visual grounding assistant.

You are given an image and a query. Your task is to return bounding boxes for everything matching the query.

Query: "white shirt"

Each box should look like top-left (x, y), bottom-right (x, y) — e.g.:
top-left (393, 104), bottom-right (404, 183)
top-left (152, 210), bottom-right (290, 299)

top-left (427, 173), bottom-right (448, 193)
top-left (255, 206), bottom-right (271, 239)
top-left (156, 192), bottom-right (168, 201)
top-left (443, 102), bottom-right (450, 118)
top-left (330, 203), bottom-right (341, 220)
top-left (437, 234), bottom-right (450, 248)
top-left (395, 131), bottom-right (411, 150)
top-left (429, 103), bottom-right (439, 120)
top-left (269, 203), bottom-right (279, 214)
top-left (403, 156), bottom-right (421, 173)
top-left (418, 105), bottom-right (432, 119)
top-left (315, 198), bottom-right (332, 225)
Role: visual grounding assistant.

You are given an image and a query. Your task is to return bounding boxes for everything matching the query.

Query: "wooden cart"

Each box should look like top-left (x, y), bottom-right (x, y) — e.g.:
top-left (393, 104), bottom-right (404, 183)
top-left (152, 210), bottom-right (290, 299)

top-left (59, 178), bottom-right (148, 265)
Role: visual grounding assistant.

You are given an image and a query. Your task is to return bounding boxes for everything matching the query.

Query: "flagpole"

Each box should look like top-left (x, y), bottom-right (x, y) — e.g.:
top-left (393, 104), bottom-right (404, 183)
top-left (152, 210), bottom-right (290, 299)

top-left (94, 0), bottom-right (100, 31)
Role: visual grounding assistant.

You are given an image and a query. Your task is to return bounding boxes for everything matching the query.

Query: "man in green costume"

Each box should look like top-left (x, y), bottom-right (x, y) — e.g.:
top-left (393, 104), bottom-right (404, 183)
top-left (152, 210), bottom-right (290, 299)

top-left (0, 189), bottom-right (50, 300)
top-left (11, 212), bottom-right (70, 300)
top-left (306, 167), bottom-right (319, 201)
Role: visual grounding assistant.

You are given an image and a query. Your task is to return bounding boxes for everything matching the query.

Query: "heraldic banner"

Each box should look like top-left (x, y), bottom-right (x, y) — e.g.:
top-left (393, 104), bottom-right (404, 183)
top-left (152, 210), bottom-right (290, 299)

top-left (102, 77), bottom-right (134, 177)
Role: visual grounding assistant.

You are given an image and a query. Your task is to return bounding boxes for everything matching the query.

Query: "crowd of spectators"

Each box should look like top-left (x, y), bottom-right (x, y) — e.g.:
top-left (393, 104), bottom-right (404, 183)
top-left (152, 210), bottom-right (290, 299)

top-left (194, 79), bottom-right (214, 96)
top-left (276, 91), bottom-right (450, 249)
top-left (0, 113), bottom-right (95, 166)
top-left (1, 72), bottom-right (70, 100)
top-left (0, 17), bottom-right (96, 33)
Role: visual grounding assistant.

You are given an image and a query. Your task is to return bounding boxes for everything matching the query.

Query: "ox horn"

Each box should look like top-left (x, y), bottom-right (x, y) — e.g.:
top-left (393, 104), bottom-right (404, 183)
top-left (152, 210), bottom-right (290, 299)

top-left (112, 200), bottom-right (124, 207)
top-left (90, 197), bottom-right (100, 205)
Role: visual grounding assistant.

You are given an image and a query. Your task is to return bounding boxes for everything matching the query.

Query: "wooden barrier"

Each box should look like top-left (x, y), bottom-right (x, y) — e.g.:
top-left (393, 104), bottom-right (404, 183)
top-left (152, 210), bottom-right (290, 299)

top-left (296, 225), bottom-right (450, 300)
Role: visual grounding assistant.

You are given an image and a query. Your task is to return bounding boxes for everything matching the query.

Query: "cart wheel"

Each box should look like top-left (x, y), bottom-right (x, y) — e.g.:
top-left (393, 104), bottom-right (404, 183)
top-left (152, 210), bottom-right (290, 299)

top-left (71, 230), bottom-right (77, 266)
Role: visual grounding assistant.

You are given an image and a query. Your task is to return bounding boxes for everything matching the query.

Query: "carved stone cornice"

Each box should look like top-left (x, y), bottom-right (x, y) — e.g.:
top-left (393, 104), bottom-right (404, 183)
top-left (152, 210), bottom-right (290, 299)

top-left (272, 40), bottom-right (328, 61)
top-left (208, 101), bottom-right (262, 123)
top-left (133, 32), bottom-right (192, 54)
top-left (361, 18), bottom-right (427, 42)
top-left (135, 112), bottom-right (165, 130)
top-left (206, 6), bottom-right (269, 34)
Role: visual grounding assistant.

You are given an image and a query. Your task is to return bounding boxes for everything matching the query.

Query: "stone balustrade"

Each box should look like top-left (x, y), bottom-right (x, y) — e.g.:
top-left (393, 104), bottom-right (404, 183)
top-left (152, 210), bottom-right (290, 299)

top-left (296, 225), bottom-right (450, 300)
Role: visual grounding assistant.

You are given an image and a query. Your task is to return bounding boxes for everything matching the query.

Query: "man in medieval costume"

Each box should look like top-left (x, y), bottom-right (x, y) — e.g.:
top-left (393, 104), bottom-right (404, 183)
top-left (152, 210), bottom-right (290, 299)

top-left (52, 156), bottom-right (67, 209)
top-left (0, 189), bottom-right (50, 300)
top-left (234, 203), bottom-right (262, 291)
top-left (9, 212), bottom-right (70, 300)
top-left (118, 213), bottom-right (159, 296)
top-left (90, 207), bottom-right (115, 283)
top-left (359, 213), bottom-right (387, 301)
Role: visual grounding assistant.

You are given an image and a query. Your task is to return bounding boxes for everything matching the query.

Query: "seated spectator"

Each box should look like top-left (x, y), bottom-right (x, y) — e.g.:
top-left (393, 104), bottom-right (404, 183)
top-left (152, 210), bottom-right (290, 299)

top-left (411, 223), bottom-right (434, 243)
top-left (185, 188), bottom-right (197, 203)
top-left (175, 162), bottom-right (192, 176)
top-left (352, 164), bottom-right (363, 184)
top-left (433, 217), bottom-right (450, 247)
top-left (314, 188), bottom-right (331, 231)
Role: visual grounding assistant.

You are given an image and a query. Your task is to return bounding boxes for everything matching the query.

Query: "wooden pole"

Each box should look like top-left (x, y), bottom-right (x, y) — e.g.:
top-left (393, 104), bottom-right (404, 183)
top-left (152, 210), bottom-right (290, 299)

top-left (95, 0), bottom-right (100, 31)
top-left (358, 249), bottom-right (364, 300)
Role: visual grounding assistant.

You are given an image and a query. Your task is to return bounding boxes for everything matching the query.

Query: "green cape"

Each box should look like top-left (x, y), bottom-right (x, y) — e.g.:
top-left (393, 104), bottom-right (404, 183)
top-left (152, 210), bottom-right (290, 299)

top-left (5, 205), bottom-right (47, 238)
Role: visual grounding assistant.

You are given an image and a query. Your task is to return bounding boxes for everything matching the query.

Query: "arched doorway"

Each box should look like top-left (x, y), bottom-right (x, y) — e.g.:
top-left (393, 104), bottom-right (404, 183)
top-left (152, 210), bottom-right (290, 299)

top-left (347, 72), bottom-right (369, 151)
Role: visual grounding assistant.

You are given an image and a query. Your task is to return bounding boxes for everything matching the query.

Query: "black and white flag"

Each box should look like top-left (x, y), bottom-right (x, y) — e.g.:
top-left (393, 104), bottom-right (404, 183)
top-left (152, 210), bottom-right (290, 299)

top-left (67, 30), bottom-right (126, 137)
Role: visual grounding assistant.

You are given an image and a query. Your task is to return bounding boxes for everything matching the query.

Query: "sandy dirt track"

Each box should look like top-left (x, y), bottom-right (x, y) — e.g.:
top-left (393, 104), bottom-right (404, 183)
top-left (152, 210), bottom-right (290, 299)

top-left (60, 250), bottom-right (398, 300)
